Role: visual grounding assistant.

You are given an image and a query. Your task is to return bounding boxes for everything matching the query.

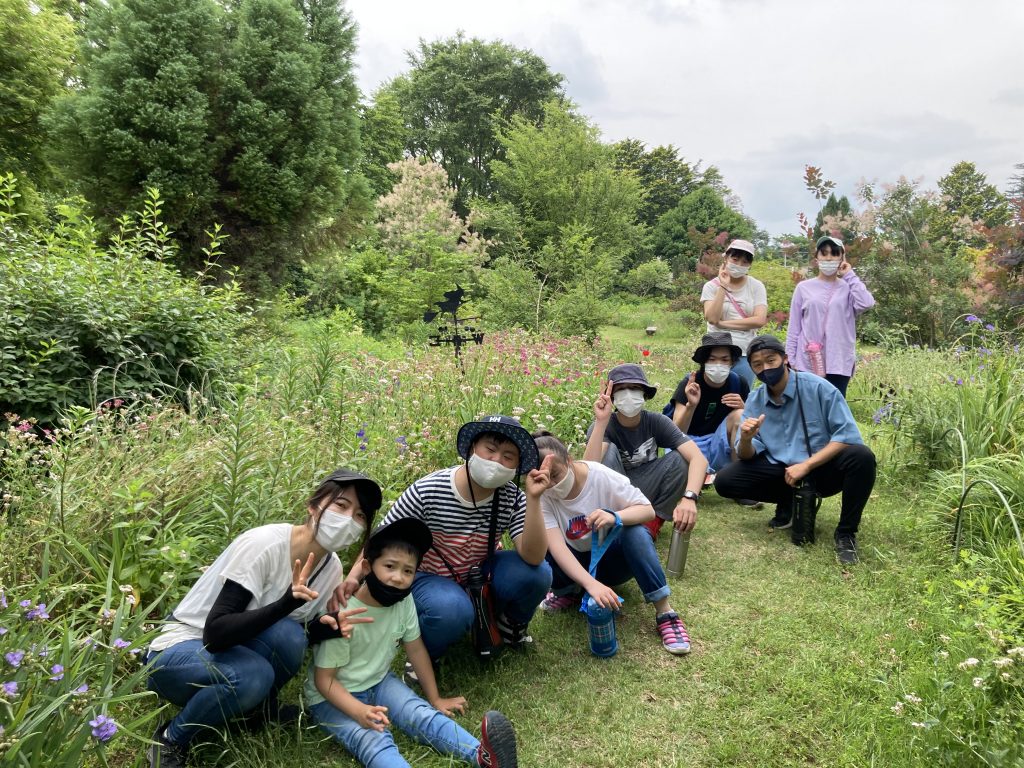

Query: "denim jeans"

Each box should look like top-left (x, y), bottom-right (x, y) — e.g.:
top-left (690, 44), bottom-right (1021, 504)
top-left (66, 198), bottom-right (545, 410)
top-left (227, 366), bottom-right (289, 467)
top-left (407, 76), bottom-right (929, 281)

top-left (310, 672), bottom-right (479, 768)
top-left (547, 523), bottom-right (670, 603)
top-left (412, 549), bottom-right (551, 659)
top-left (146, 617), bottom-right (306, 745)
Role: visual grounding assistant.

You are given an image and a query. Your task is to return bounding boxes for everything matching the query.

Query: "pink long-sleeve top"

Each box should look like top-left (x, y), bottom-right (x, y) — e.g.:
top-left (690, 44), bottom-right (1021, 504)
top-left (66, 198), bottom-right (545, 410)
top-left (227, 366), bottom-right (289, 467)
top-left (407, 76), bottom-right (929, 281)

top-left (785, 270), bottom-right (875, 377)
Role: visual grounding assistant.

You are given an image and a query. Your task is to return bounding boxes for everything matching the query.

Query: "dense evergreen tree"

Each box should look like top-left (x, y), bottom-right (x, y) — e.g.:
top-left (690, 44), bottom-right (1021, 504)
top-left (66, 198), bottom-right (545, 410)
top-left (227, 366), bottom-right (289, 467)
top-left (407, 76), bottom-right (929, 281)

top-left (651, 186), bottom-right (754, 274)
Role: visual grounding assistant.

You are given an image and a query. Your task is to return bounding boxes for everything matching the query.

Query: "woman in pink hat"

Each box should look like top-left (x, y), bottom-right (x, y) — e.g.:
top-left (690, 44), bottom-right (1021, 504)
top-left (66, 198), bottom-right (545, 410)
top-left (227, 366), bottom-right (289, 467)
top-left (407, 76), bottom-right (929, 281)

top-left (700, 239), bottom-right (768, 387)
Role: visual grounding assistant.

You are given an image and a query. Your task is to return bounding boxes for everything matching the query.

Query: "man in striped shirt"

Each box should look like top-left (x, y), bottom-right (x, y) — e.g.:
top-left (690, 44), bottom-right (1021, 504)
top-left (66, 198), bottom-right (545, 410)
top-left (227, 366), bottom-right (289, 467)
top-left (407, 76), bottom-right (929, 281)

top-left (340, 415), bottom-right (553, 660)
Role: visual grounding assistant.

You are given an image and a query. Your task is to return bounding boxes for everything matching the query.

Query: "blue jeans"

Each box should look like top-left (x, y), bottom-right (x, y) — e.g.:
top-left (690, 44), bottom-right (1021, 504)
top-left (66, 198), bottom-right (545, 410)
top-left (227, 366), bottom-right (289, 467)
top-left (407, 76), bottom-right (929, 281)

top-left (310, 672), bottom-right (479, 767)
top-left (547, 524), bottom-right (671, 604)
top-left (732, 356), bottom-right (755, 388)
top-left (690, 419), bottom-right (732, 473)
top-left (146, 618), bottom-right (306, 745)
top-left (412, 550), bottom-right (551, 659)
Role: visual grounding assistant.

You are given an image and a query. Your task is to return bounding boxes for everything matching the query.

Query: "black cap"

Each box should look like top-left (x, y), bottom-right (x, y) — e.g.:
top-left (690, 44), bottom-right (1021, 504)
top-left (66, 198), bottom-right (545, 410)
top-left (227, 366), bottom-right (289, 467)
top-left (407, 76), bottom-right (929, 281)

top-left (456, 415), bottom-right (539, 474)
top-left (366, 517), bottom-right (433, 561)
top-left (323, 468), bottom-right (382, 515)
top-left (746, 335), bottom-right (787, 359)
top-left (692, 331), bottom-right (743, 365)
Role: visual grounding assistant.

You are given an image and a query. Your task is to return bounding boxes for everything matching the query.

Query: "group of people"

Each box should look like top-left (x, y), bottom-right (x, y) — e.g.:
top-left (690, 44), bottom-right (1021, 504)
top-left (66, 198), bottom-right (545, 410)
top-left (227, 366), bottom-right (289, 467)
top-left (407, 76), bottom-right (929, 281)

top-left (144, 235), bottom-right (878, 768)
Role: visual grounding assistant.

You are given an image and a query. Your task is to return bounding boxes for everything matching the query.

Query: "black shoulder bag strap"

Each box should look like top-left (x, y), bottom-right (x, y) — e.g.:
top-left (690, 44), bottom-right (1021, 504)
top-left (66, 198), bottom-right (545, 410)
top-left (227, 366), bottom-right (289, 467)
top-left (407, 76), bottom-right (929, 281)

top-left (434, 490), bottom-right (502, 584)
top-left (794, 371), bottom-right (813, 458)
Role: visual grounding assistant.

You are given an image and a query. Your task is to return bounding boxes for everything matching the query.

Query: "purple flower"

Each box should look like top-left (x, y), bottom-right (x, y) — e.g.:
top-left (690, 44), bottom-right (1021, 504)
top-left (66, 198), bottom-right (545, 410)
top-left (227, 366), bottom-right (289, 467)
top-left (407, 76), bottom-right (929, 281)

top-left (25, 603), bottom-right (49, 620)
top-left (74, 683), bottom-right (89, 695)
top-left (966, 315), bottom-right (981, 324)
top-left (89, 714), bottom-right (118, 742)
top-left (112, 638), bottom-right (131, 650)
top-left (985, 323), bottom-right (995, 331)
top-left (1, 681), bottom-right (17, 698)
top-left (396, 435), bottom-right (408, 455)
top-left (0, 626), bottom-right (7, 636)
top-left (0, 591), bottom-right (6, 608)
top-left (355, 428), bottom-right (366, 439)
top-left (19, 600), bottom-right (31, 608)
top-left (50, 664), bottom-right (64, 681)
top-left (4, 651), bottom-right (24, 668)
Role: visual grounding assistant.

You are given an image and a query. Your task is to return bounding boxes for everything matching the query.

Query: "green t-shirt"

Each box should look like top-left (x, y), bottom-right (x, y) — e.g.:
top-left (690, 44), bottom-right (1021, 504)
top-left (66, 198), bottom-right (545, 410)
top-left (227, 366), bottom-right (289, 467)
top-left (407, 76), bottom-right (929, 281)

top-left (305, 594), bottom-right (421, 704)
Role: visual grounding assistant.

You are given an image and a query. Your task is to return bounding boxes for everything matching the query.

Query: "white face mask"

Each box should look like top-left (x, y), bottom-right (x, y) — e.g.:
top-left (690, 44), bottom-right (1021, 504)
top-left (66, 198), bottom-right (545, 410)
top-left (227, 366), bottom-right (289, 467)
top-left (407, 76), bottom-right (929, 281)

top-left (727, 263), bottom-right (750, 278)
top-left (612, 389), bottom-right (646, 418)
top-left (818, 260), bottom-right (840, 276)
top-left (467, 453), bottom-right (517, 489)
top-left (546, 465), bottom-right (576, 500)
top-left (704, 364), bottom-right (731, 385)
top-left (315, 512), bottom-right (364, 552)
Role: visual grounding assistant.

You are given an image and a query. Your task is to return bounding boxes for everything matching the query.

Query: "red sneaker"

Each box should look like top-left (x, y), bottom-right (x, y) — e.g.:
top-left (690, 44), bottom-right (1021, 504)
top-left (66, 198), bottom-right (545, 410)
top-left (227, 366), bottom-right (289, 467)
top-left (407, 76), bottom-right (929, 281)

top-left (477, 710), bottom-right (517, 767)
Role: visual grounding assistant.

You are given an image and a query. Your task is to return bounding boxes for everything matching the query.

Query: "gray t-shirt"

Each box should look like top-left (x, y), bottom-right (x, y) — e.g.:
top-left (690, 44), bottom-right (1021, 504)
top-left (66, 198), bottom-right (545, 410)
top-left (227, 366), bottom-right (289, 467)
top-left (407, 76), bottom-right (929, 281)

top-left (587, 411), bottom-right (691, 471)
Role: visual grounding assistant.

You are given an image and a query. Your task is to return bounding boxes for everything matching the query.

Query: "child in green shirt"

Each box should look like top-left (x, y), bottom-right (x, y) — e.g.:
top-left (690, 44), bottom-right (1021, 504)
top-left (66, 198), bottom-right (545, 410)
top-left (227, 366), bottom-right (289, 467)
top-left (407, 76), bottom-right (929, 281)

top-left (306, 517), bottom-right (519, 767)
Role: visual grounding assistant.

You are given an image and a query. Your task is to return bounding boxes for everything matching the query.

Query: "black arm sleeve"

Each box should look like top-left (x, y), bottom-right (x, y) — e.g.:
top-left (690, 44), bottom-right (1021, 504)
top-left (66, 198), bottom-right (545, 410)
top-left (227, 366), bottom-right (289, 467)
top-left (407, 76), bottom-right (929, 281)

top-left (305, 613), bottom-right (347, 645)
top-left (203, 579), bottom-right (303, 653)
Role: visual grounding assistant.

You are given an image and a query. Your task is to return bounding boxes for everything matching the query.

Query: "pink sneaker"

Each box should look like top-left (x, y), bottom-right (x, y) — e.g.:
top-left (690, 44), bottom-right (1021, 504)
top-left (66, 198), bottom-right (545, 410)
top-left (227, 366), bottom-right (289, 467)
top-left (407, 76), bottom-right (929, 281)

top-left (540, 591), bottom-right (578, 612)
top-left (656, 611), bottom-right (691, 655)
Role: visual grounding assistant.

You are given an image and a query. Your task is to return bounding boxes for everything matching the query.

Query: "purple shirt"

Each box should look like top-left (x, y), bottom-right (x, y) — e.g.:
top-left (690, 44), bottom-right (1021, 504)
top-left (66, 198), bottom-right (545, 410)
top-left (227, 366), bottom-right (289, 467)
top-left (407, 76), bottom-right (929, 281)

top-left (786, 271), bottom-right (875, 376)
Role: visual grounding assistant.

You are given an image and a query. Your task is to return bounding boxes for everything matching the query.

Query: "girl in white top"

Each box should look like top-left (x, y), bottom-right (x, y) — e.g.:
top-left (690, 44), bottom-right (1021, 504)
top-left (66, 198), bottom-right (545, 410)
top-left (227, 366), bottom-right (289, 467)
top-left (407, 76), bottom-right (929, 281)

top-left (533, 432), bottom-right (692, 655)
top-left (700, 238), bottom-right (768, 387)
top-left (145, 468), bottom-right (378, 767)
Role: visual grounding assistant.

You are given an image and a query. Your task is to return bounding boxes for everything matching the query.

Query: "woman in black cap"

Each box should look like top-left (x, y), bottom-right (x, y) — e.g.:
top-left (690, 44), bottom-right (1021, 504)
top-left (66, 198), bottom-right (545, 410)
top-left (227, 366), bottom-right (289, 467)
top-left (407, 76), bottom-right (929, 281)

top-left (144, 468), bottom-right (382, 768)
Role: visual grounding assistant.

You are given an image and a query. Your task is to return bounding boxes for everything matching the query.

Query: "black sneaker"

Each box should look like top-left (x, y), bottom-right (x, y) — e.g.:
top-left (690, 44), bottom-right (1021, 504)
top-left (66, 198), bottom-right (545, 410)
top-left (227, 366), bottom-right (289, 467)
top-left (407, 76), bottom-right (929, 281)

top-left (496, 615), bottom-right (532, 649)
top-left (403, 660), bottom-right (420, 688)
top-left (735, 498), bottom-right (764, 509)
top-left (477, 710), bottom-right (518, 767)
top-left (835, 534), bottom-right (859, 565)
top-left (147, 722), bottom-right (188, 768)
top-left (767, 505), bottom-right (792, 530)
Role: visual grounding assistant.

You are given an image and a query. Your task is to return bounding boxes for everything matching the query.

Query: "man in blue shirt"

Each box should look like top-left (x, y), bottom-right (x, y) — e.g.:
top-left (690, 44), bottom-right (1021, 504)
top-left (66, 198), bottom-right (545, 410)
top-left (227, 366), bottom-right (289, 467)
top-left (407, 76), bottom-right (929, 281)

top-left (713, 335), bottom-right (876, 564)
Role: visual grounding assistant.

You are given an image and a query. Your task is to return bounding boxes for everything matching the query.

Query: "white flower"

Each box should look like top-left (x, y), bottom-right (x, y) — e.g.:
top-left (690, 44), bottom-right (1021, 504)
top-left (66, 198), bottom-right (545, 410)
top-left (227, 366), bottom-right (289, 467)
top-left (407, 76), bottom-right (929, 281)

top-left (938, 651), bottom-right (949, 659)
top-left (939, 634), bottom-right (951, 644)
top-left (992, 657), bottom-right (1013, 668)
top-left (1006, 647), bottom-right (1024, 657)
top-left (904, 693), bottom-right (922, 704)
top-left (910, 721), bottom-right (926, 729)
top-left (890, 702), bottom-right (904, 714)
top-left (972, 677), bottom-right (985, 688)
top-left (958, 657), bottom-right (980, 669)
top-left (1001, 672), bottom-right (1011, 681)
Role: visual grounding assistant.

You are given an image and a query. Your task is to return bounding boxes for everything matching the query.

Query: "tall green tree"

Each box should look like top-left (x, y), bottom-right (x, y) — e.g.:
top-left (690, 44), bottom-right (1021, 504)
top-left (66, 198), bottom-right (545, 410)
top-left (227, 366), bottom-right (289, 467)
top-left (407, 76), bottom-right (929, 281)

top-left (48, 0), bottom-right (366, 286)
top-left (613, 139), bottom-right (712, 227)
top-left (386, 33), bottom-right (563, 212)
top-left (651, 186), bottom-right (754, 274)
top-left (0, 0), bottom-right (75, 206)
top-left (930, 161), bottom-right (1011, 255)
top-left (813, 193), bottom-right (857, 243)
top-left (360, 87), bottom-right (406, 197)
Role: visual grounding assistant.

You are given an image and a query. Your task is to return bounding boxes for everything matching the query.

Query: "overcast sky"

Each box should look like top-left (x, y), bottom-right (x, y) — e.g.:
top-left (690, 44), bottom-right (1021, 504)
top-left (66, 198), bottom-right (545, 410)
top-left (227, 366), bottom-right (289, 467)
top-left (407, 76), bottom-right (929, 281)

top-left (346, 0), bottom-right (1023, 237)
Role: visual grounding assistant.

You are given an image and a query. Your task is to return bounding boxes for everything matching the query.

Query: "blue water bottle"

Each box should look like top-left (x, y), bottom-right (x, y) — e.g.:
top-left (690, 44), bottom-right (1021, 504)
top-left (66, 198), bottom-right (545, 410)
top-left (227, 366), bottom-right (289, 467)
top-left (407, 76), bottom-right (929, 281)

top-left (586, 596), bottom-right (618, 657)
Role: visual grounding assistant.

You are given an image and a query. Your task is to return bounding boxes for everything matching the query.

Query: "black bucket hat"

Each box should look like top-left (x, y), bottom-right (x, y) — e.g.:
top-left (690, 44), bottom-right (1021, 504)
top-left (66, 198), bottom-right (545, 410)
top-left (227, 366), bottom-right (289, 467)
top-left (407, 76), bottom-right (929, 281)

top-left (692, 331), bottom-right (743, 365)
top-left (607, 363), bottom-right (657, 400)
top-left (456, 415), bottom-right (539, 475)
top-left (322, 468), bottom-right (383, 515)
top-left (366, 517), bottom-right (433, 563)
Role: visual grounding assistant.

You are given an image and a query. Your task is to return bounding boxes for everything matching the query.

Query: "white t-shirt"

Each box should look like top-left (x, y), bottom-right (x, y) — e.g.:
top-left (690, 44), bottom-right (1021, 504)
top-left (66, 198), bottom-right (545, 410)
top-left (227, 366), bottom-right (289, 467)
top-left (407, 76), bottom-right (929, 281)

top-left (700, 276), bottom-right (768, 355)
top-left (541, 462), bottom-right (650, 553)
top-left (149, 523), bottom-right (341, 652)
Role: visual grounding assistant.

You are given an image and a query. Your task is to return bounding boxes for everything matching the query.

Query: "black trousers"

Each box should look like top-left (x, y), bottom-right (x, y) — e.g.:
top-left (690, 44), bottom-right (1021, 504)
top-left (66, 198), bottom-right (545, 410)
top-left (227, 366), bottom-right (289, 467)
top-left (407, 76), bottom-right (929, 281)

top-left (714, 444), bottom-right (876, 537)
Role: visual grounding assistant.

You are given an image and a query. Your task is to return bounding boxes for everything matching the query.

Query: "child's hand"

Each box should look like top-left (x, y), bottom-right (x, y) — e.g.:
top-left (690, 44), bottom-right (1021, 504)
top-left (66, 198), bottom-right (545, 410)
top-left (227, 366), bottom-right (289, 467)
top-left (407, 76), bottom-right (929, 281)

top-left (358, 704), bottom-right (390, 732)
top-left (430, 695), bottom-right (467, 717)
top-left (587, 582), bottom-right (621, 611)
top-left (318, 607), bottom-right (373, 638)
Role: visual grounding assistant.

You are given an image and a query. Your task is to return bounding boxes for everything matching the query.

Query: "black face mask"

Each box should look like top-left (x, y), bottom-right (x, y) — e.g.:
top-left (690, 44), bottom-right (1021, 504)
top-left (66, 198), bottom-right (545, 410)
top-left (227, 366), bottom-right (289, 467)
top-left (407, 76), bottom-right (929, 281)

top-left (756, 364), bottom-right (786, 387)
top-left (364, 569), bottom-right (412, 607)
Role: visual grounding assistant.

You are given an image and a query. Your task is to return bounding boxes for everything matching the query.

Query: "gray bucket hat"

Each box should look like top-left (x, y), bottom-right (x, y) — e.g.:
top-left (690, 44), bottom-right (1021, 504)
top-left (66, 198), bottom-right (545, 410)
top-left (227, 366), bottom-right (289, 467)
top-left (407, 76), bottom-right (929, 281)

top-left (608, 363), bottom-right (657, 400)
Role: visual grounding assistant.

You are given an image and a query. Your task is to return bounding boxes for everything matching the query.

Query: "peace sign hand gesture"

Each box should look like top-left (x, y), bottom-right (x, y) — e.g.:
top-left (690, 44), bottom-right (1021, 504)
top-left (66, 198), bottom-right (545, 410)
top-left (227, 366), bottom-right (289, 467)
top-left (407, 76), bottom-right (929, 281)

top-left (291, 552), bottom-right (321, 602)
top-left (594, 380), bottom-right (613, 423)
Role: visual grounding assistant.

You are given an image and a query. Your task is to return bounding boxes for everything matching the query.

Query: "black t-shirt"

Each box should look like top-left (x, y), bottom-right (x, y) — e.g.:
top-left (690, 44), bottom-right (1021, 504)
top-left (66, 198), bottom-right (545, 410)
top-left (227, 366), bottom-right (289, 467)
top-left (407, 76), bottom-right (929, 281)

top-left (670, 370), bottom-right (750, 437)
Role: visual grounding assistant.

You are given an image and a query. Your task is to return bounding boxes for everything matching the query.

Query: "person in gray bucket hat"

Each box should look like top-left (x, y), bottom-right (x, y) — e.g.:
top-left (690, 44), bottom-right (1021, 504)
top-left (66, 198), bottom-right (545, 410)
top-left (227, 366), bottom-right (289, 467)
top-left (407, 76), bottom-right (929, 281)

top-left (338, 415), bottom-right (553, 663)
top-left (583, 363), bottom-right (708, 542)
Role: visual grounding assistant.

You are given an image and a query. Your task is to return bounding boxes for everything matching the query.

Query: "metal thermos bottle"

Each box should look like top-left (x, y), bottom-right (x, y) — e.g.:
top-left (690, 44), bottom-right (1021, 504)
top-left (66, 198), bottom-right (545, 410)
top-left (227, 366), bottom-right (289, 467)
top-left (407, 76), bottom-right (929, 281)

top-left (667, 527), bottom-right (691, 578)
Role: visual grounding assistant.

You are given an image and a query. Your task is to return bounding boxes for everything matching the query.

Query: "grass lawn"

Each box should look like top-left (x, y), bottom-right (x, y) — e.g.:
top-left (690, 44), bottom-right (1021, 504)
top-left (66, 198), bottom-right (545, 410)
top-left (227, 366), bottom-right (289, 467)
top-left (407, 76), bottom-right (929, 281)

top-left (197, 326), bottom-right (946, 768)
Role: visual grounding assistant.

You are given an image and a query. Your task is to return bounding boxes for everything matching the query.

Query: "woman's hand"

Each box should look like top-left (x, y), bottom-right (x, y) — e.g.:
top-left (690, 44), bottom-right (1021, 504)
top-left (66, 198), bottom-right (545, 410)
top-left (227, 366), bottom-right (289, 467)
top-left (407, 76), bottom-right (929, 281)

top-left (291, 553), bottom-right (320, 602)
top-left (586, 508), bottom-right (617, 535)
top-left (837, 260), bottom-right (852, 277)
top-left (430, 695), bottom-right (467, 717)
top-left (717, 263), bottom-right (733, 290)
top-left (317, 607), bottom-right (373, 638)
top-left (357, 704), bottom-right (390, 732)
top-left (586, 582), bottom-right (621, 611)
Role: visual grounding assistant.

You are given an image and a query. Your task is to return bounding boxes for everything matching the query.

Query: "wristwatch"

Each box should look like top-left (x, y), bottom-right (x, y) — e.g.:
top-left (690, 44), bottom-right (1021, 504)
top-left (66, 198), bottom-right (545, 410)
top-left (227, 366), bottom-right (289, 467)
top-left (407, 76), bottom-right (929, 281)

top-left (682, 490), bottom-right (700, 502)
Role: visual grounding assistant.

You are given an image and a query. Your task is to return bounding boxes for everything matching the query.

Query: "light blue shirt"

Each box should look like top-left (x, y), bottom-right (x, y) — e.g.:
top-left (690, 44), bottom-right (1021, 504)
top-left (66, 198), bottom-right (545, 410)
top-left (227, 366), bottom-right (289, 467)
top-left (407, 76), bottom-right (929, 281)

top-left (737, 370), bottom-right (863, 466)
